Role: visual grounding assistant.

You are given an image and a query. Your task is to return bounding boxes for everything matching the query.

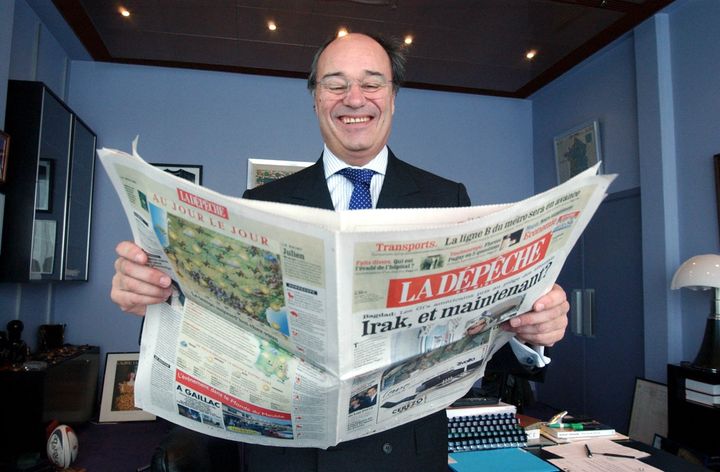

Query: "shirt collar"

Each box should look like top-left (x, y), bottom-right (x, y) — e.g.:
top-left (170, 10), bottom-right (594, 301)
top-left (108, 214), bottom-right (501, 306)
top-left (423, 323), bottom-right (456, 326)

top-left (323, 145), bottom-right (388, 178)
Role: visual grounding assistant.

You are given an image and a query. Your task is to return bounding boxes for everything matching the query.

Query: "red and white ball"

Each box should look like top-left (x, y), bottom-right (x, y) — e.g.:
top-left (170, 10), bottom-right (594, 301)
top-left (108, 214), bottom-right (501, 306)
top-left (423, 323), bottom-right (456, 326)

top-left (46, 424), bottom-right (79, 468)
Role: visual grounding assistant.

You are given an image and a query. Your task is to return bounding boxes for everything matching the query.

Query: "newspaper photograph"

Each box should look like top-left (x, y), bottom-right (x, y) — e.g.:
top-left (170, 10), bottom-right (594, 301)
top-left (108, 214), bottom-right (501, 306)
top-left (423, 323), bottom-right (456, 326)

top-left (98, 140), bottom-right (614, 448)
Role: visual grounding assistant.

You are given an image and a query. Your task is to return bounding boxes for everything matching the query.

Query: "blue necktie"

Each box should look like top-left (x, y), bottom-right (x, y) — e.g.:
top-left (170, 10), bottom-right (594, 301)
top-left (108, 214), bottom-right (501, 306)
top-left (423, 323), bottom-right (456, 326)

top-left (338, 168), bottom-right (375, 210)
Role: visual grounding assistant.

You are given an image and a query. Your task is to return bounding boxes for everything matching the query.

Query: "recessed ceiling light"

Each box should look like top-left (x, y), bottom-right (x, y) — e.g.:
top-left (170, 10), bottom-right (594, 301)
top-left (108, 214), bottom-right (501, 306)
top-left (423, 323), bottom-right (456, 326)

top-left (119, 7), bottom-right (130, 17)
top-left (268, 21), bottom-right (277, 31)
top-left (337, 28), bottom-right (348, 38)
top-left (404, 35), bottom-right (413, 45)
top-left (526, 49), bottom-right (538, 60)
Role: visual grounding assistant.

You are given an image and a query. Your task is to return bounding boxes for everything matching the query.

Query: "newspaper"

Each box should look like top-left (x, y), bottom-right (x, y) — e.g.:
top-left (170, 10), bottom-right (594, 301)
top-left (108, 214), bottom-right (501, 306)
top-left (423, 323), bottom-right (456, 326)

top-left (98, 141), bottom-right (615, 448)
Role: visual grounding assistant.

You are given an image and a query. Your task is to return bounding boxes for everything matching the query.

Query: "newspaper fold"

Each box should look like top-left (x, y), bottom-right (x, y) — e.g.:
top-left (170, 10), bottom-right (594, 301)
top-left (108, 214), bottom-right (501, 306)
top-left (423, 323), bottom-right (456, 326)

top-left (98, 143), bottom-right (614, 448)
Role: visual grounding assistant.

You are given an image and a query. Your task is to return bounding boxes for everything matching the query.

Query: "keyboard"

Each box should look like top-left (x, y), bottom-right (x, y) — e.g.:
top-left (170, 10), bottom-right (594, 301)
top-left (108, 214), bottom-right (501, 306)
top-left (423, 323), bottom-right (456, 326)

top-left (447, 406), bottom-right (527, 452)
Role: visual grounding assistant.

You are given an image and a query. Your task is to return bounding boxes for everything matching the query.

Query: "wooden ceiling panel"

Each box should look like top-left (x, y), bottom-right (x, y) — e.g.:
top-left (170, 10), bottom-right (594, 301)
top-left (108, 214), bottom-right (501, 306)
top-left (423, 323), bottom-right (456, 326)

top-left (54, 0), bottom-right (676, 97)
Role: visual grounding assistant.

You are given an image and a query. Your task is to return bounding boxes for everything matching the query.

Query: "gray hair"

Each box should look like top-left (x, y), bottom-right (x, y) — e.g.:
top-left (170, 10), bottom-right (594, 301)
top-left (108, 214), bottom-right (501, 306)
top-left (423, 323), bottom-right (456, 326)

top-left (307, 33), bottom-right (406, 96)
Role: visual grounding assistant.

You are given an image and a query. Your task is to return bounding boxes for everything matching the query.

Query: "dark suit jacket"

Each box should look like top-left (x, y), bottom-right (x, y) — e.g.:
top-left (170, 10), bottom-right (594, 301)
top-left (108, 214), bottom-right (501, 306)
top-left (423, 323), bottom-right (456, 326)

top-left (239, 150), bottom-right (521, 472)
top-left (243, 149), bottom-right (471, 210)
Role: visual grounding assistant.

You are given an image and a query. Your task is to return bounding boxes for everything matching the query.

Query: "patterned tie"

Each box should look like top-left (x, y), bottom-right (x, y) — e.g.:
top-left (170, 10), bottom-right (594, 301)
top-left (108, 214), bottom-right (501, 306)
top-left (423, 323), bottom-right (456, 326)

top-left (338, 168), bottom-right (375, 210)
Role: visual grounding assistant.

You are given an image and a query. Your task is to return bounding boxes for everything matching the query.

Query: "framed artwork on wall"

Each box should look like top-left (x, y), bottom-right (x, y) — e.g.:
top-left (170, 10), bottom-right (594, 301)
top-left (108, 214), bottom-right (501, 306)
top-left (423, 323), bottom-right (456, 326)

top-left (554, 120), bottom-right (602, 184)
top-left (246, 158), bottom-right (313, 190)
top-left (151, 163), bottom-right (203, 185)
top-left (0, 130), bottom-right (9, 184)
top-left (99, 352), bottom-right (156, 422)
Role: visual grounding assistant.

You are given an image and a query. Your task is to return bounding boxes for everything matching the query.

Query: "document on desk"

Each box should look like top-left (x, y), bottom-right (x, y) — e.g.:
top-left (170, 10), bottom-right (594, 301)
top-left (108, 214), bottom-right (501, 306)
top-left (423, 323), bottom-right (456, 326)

top-left (544, 439), bottom-right (661, 472)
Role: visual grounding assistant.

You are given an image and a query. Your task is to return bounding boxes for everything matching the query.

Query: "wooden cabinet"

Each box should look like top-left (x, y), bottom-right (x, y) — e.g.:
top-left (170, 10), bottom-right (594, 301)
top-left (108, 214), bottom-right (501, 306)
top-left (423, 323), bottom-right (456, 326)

top-left (0, 81), bottom-right (96, 282)
top-left (535, 188), bottom-right (644, 433)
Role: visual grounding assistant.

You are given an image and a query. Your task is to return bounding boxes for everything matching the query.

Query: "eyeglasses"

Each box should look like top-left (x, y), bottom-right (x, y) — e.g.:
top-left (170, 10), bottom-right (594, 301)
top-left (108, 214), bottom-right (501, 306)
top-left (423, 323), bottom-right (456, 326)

top-left (317, 77), bottom-right (392, 96)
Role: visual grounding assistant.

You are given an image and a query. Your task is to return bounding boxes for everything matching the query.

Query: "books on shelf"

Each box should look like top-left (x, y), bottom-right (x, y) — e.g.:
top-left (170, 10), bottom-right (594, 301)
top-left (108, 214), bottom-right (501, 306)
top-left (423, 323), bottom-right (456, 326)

top-left (685, 388), bottom-right (720, 407)
top-left (685, 378), bottom-right (720, 407)
top-left (686, 378), bottom-right (720, 395)
top-left (540, 418), bottom-right (615, 440)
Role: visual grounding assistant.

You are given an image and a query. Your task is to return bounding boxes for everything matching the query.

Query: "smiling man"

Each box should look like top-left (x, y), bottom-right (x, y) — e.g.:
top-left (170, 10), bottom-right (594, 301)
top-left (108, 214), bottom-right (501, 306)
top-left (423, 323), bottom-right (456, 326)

top-left (312, 33), bottom-right (395, 166)
top-left (111, 32), bottom-right (569, 472)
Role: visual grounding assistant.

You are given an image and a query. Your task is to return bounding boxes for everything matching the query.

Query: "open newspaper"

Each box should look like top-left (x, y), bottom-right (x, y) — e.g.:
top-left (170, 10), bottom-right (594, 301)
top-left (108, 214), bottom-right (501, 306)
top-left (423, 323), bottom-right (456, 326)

top-left (98, 142), bottom-right (614, 448)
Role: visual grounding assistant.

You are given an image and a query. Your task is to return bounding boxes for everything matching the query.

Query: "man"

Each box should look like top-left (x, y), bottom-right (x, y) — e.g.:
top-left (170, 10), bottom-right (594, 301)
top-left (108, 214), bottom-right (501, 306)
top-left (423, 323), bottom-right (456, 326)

top-left (112, 33), bottom-right (569, 471)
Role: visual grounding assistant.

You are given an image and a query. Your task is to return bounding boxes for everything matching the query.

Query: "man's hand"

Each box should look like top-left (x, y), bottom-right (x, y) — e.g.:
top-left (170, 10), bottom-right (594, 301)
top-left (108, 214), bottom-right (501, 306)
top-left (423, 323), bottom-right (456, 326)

top-left (111, 241), bottom-right (173, 316)
top-left (502, 284), bottom-right (569, 347)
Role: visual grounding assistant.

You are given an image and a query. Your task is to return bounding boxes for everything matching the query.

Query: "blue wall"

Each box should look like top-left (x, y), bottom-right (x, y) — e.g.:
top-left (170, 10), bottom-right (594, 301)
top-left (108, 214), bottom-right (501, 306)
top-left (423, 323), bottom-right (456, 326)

top-left (2, 0), bottom-right (718, 384)
top-left (670, 0), bottom-right (720, 361)
top-left (532, 0), bottom-right (720, 380)
top-left (1, 0), bottom-right (532, 356)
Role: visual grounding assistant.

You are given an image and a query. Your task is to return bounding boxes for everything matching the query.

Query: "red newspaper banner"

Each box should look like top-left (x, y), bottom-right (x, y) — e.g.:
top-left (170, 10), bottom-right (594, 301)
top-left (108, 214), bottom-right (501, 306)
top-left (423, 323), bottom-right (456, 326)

top-left (386, 234), bottom-right (552, 308)
top-left (177, 188), bottom-right (229, 219)
top-left (176, 370), bottom-right (290, 420)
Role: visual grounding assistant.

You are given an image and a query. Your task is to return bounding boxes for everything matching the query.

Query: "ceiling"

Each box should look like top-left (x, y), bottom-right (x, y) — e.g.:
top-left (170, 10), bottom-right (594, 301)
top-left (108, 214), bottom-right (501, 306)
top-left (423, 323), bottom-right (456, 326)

top-left (53, 0), bottom-right (675, 98)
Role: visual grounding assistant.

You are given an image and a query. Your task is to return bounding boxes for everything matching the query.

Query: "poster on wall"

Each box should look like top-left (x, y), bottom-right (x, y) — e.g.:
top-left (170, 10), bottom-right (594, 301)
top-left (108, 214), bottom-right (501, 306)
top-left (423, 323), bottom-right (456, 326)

top-left (151, 163), bottom-right (203, 185)
top-left (246, 158), bottom-right (313, 190)
top-left (554, 120), bottom-right (602, 184)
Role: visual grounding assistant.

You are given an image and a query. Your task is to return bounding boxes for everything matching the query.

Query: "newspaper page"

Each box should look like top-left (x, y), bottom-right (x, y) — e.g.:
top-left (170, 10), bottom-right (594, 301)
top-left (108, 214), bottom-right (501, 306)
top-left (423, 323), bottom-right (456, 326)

top-left (98, 142), bottom-right (614, 448)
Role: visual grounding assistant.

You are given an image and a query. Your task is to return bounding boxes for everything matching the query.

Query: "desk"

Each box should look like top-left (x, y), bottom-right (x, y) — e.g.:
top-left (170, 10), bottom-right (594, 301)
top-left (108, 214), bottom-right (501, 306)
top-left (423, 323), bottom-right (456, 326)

top-left (620, 439), bottom-right (713, 472)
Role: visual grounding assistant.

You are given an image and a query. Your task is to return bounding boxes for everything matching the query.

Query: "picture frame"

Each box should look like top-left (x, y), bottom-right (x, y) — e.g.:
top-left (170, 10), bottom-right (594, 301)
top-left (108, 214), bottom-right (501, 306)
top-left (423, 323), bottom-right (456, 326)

top-left (0, 130), bottom-right (9, 184)
top-left (554, 120), bottom-right (602, 184)
top-left (628, 377), bottom-right (667, 446)
top-left (99, 352), bottom-right (156, 422)
top-left (35, 159), bottom-right (53, 212)
top-left (246, 158), bottom-right (313, 190)
top-left (31, 219), bottom-right (56, 275)
top-left (152, 163), bottom-right (203, 185)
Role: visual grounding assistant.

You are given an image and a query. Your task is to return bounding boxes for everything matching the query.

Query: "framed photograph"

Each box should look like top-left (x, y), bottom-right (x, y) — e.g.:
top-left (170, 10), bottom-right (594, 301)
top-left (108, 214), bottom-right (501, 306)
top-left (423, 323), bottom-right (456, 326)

top-left (99, 352), bottom-right (156, 422)
top-left (35, 159), bottom-right (53, 212)
top-left (0, 130), bottom-right (9, 184)
top-left (31, 219), bottom-right (56, 275)
top-left (628, 377), bottom-right (667, 446)
top-left (247, 158), bottom-right (313, 190)
top-left (554, 120), bottom-right (602, 184)
top-left (152, 163), bottom-right (203, 185)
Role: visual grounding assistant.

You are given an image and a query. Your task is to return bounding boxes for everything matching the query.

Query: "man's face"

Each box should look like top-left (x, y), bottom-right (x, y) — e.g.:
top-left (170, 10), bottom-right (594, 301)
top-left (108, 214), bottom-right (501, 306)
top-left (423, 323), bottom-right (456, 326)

top-left (314, 34), bottom-right (395, 166)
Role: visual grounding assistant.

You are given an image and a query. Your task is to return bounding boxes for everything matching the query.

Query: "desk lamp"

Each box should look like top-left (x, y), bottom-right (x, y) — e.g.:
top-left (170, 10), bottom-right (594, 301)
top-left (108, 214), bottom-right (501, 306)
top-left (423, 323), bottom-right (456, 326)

top-left (671, 254), bottom-right (720, 372)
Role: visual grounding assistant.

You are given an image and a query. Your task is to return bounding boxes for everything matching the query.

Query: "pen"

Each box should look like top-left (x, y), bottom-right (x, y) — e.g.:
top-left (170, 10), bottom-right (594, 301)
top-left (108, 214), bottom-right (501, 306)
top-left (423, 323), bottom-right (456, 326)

top-left (584, 444), bottom-right (635, 459)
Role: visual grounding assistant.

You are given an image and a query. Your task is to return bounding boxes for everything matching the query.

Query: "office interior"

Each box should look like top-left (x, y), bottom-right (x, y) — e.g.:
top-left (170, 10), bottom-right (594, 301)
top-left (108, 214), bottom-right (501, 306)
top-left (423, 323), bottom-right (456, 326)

top-left (0, 0), bottom-right (718, 469)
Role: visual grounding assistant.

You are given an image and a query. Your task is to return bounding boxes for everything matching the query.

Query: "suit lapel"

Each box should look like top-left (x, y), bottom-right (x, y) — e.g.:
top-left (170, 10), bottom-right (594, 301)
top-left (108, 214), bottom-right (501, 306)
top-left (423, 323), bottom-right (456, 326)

top-left (289, 158), bottom-right (335, 210)
top-left (287, 150), bottom-right (420, 210)
top-left (376, 150), bottom-right (420, 209)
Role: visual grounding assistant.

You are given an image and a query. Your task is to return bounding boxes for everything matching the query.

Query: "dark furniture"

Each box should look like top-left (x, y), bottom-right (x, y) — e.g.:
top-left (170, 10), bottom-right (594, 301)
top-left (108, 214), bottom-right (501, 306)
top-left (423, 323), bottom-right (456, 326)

top-left (0, 80), bottom-right (96, 282)
top-left (0, 345), bottom-right (99, 471)
top-left (667, 363), bottom-right (720, 469)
